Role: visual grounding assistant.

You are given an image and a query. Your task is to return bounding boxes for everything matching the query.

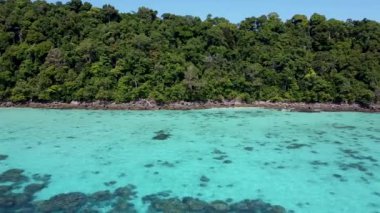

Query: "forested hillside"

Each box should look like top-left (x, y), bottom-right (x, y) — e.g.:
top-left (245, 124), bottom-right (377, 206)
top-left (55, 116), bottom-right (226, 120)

top-left (1, 0), bottom-right (380, 104)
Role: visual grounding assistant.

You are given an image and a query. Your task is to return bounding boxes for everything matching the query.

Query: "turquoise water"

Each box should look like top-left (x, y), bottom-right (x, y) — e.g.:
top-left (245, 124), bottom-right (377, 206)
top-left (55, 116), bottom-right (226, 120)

top-left (0, 108), bottom-right (380, 212)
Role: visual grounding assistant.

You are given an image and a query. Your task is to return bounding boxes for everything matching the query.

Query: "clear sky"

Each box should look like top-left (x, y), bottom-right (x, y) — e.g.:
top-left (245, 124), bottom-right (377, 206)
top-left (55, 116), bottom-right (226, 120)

top-left (57, 0), bottom-right (380, 23)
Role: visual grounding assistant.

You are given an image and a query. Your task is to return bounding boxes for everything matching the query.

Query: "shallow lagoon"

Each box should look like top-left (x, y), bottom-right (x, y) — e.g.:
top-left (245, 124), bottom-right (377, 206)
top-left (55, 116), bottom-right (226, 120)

top-left (0, 108), bottom-right (379, 212)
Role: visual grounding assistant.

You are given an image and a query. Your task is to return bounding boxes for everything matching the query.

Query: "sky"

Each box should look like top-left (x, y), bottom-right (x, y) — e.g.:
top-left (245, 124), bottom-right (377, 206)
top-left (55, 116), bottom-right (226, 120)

top-left (57, 0), bottom-right (380, 23)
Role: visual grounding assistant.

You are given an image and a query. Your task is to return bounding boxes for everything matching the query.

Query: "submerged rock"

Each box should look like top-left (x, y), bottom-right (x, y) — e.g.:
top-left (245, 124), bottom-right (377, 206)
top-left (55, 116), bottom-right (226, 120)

top-left (110, 198), bottom-right (136, 213)
top-left (37, 192), bottom-right (87, 212)
top-left (231, 199), bottom-right (286, 213)
top-left (143, 195), bottom-right (287, 213)
top-left (182, 197), bottom-right (208, 211)
top-left (144, 163), bottom-right (154, 168)
top-left (0, 185), bottom-right (12, 196)
top-left (24, 183), bottom-right (46, 195)
top-left (212, 149), bottom-right (226, 155)
top-left (332, 124), bottom-right (356, 130)
top-left (210, 200), bottom-right (230, 211)
top-left (0, 193), bottom-right (32, 209)
top-left (0, 169), bottom-right (29, 183)
top-left (244, 147), bottom-right (254, 151)
top-left (0, 195), bottom-right (16, 208)
top-left (114, 185), bottom-right (137, 199)
top-left (310, 160), bottom-right (329, 166)
top-left (223, 160), bottom-right (233, 164)
top-left (0, 155), bottom-right (8, 161)
top-left (90, 190), bottom-right (112, 202)
top-left (32, 174), bottom-right (51, 183)
top-left (104, 181), bottom-right (117, 187)
top-left (153, 130), bottom-right (171, 140)
top-left (200, 176), bottom-right (210, 182)
top-left (286, 143), bottom-right (309, 149)
top-left (148, 197), bottom-right (187, 213)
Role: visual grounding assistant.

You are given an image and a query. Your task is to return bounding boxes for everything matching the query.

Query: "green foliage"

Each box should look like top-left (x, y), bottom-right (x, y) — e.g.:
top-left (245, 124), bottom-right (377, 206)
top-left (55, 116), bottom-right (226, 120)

top-left (0, 0), bottom-right (379, 104)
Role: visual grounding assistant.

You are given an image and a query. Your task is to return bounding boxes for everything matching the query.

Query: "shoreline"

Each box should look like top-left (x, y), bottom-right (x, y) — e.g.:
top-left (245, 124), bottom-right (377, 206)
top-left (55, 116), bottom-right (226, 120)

top-left (1, 101), bottom-right (380, 112)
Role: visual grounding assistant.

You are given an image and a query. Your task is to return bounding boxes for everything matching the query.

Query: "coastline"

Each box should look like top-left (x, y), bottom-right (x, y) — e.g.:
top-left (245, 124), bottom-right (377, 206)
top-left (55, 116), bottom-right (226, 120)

top-left (1, 100), bottom-right (380, 112)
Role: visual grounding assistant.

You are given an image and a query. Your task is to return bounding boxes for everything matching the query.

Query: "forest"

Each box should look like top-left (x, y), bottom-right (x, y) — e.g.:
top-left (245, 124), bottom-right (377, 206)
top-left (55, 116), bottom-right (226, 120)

top-left (0, 0), bottom-right (380, 105)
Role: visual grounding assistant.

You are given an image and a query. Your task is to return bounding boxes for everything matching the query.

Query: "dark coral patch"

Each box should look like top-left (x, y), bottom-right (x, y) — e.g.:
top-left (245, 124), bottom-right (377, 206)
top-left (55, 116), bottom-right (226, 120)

top-left (104, 181), bottom-right (117, 187)
top-left (244, 147), bottom-right (254, 151)
top-left (310, 161), bottom-right (329, 166)
top-left (152, 130), bottom-right (171, 140)
top-left (223, 160), bottom-right (233, 164)
top-left (286, 143), bottom-right (309, 149)
top-left (200, 176), bottom-right (210, 182)
top-left (144, 164), bottom-right (154, 168)
top-left (37, 192), bottom-right (87, 212)
top-left (332, 124), bottom-right (356, 130)
top-left (24, 183), bottom-right (46, 195)
top-left (0, 169), bottom-right (29, 183)
top-left (0, 155), bottom-right (8, 161)
top-left (142, 194), bottom-right (287, 213)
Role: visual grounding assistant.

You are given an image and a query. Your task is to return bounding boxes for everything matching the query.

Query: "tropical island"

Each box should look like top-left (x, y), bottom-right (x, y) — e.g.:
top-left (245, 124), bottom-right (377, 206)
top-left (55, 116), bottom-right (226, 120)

top-left (0, 0), bottom-right (380, 111)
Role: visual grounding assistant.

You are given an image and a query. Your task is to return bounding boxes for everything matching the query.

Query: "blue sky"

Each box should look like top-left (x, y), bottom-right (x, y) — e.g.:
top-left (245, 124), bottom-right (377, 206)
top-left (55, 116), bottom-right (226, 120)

top-left (57, 0), bottom-right (380, 23)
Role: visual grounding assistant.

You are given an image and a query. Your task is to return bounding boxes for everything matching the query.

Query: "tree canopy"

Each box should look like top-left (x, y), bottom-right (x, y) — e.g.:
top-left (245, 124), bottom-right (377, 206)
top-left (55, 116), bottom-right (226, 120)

top-left (1, 0), bottom-right (379, 105)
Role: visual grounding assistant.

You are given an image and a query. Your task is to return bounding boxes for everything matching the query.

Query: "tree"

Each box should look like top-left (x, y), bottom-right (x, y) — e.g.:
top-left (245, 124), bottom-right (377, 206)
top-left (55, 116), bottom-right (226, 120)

top-left (0, 0), bottom-right (378, 105)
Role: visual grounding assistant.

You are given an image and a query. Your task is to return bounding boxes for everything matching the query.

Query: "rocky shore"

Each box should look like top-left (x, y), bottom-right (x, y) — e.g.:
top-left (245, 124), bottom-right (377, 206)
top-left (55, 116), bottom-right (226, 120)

top-left (1, 100), bottom-right (380, 112)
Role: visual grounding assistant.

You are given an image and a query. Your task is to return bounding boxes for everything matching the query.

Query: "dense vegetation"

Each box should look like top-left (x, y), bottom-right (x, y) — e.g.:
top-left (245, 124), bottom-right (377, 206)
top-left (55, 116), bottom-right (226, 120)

top-left (1, 0), bottom-right (380, 105)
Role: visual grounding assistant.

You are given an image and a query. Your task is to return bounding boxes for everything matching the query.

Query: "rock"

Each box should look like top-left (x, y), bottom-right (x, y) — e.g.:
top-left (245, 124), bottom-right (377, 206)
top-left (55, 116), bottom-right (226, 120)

top-left (70, 101), bottom-right (81, 106)
top-left (0, 185), bottom-right (12, 195)
top-left (103, 181), bottom-right (117, 187)
top-left (231, 199), bottom-right (276, 212)
top-left (0, 155), bottom-right (8, 161)
top-left (156, 191), bottom-right (171, 198)
top-left (15, 206), bottom-right (36, 213)
top-left (223, 160), bottom-right (233, 164)
top-left (150, 198), bottom-right (187, 213)
top-left (244, 147), bottom-right (254, 151)
top-left (37, 192), bottom-right (87, 212)
top-left (13, 193), bottom-right (32, 206)
top-left (182, 197), bottom-right (208, 211)
top-left (267, 205), bottom-right (286, 213)
top-left (0, 169), bottom-right (29, 183)
top-left (231, 200), bottom-right (250, 211)
top-left (144, 164), bottom-right (154, 168)
top-left (0, 193), bottom-right (32, 209)
top-left (114, 185), bottom-right (136, 199)
top-left (142, 194), bottom-right (159, 204)
top-left (24, 183), bottom-right (45, 195)
top-left (0, 195), bottom-right (15, 208)
top-left (80, 208), bottom-right (100, 213)
top-left (110, 198), bottom-right (136, 213)
top-left (286, 143), bottom-right (309, 149)
top-left (212, 149), bottom-right (226, 155)
top-left (32, 174), bottom-right (51, 183)
top-left (199, 183), bottom-right (207, 187)
top-left (210, 200), bottom-right (230, 212)
top-left (90, 190), bottom-right (112, 202)
top-left (153, 130), bottom-right (171, 140)
top-left (200, 175), bottom-right (210, 182)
